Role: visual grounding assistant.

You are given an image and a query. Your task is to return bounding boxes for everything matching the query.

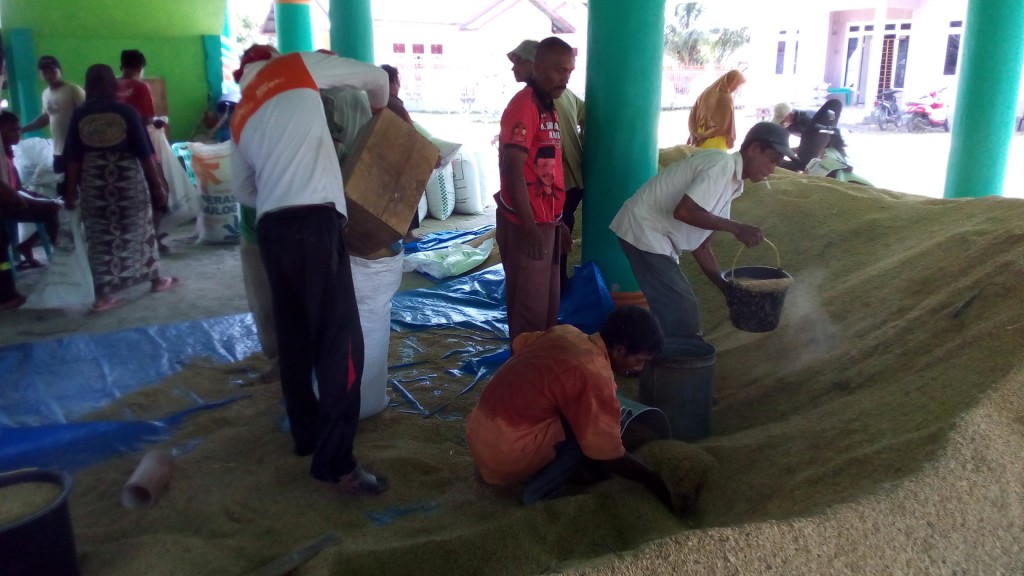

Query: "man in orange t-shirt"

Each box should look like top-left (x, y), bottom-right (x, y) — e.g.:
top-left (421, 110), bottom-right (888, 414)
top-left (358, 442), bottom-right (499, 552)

top-left (467, 306), bottom-right (672, 505)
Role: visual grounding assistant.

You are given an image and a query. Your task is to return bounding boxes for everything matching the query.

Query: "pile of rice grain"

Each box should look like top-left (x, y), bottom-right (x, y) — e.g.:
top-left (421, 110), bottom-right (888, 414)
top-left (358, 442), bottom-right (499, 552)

top-left (0, 481), bottom-right (61, 527)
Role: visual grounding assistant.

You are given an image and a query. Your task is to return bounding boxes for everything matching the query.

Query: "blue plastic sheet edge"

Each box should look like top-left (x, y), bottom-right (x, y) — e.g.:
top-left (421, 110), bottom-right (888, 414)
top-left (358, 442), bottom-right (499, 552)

top-left (0, 394), bottom-right (249, 473)
top-left (402, 225), bottom-right (494, 254)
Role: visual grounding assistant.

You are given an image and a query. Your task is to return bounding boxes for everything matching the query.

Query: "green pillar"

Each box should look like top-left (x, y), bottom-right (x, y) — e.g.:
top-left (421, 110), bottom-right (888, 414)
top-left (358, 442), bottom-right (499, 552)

top-left (202, 35), bottom-right (223, 106)
top-left (582, 0), bottom-right (664, 306)
top-left (944, 0), bottom-right (1024, 198)
top-left (5, 29), bottom-right (42, 135)
top-left (329, 0), bottom-right (374, 62)
top-left (275, 0), bottom-right (314, 54)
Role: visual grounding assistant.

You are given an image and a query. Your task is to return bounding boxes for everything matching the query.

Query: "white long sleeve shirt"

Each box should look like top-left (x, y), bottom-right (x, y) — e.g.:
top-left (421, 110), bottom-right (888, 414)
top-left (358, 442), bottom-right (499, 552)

top-left (230, 51), bottom-right (389, 222)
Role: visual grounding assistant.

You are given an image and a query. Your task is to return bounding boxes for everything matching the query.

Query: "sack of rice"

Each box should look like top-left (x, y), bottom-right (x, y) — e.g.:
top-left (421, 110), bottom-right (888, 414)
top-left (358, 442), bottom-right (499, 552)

top-left (189, 141), bottom-right (239, 244)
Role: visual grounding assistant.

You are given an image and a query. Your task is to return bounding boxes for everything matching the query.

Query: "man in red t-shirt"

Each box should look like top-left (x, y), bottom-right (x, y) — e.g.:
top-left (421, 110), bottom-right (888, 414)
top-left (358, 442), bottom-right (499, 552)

top-left (117, 49), bottom-right (172, 253)
top-left (116, 49), bottom-right (161, 127)
top-left (467, 306), bottom-right (672, 505)
top-left (497, 37), bottom-right (576, 342)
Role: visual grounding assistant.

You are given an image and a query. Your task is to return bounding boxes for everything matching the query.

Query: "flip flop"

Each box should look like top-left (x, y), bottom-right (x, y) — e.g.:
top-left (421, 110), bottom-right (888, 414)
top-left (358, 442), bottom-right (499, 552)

top-left (151, 276), bottom-right (181, 293)
top-left (330, 466), bottom-right (389, 495)
top-left (91, 297), bottom-right (125, 313)
top-left (15, 259), bottom-right (45, 271)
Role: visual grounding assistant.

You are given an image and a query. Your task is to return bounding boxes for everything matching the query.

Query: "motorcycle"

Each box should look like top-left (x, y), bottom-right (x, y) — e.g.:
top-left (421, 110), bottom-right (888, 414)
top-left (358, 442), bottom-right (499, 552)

top-left (874, 88), bottom-right (903, 130)
top-left (779, 99), bottom-right (873, 186)
top-left (904, 88), bottom-right (950, 133)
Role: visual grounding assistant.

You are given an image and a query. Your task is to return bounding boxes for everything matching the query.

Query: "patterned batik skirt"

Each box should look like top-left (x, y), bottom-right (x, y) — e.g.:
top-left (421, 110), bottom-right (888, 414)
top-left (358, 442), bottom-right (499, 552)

top-left (80, 151), bottom-right (160, 298)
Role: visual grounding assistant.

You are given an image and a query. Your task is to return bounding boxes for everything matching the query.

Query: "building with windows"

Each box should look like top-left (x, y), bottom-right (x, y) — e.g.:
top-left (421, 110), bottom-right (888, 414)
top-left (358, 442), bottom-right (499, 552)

top-left (739, 0), bottom-right (987, 110)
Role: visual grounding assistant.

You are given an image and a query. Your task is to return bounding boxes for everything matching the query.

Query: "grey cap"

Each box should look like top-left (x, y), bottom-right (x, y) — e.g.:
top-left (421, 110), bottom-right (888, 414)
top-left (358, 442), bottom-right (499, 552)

top-left (507, 40), bottom-right (539, 63)
top-left (742, 122), bottom-right (799, 160)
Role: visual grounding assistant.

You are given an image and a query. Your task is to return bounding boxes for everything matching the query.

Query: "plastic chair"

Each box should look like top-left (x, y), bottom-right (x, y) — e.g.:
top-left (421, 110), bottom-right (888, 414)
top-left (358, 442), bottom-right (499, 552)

top-left (4, 220), bottom-right (53, 278)
top-left (170, 142), bottom-right (197, 188)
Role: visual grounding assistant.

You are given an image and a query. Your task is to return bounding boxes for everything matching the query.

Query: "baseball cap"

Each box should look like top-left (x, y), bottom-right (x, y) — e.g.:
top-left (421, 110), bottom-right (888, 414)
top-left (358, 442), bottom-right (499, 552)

top-left (507, 40), bottom-right (539, 63)
top-left (742, 122), bottom-right (799, 160)
top-left (232, 44), bottom-right (279, 83)
top-left (37, 55), bottom-right (61, 70)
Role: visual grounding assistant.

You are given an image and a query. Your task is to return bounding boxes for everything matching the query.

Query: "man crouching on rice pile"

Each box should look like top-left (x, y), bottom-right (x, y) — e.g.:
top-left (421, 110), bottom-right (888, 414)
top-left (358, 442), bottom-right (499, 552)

top-left (610, 122), bottom-right (797, 342)
top-left (466, 306), bottom-right (673, 506)
top-left (230, 45), bottom-right (390, 495)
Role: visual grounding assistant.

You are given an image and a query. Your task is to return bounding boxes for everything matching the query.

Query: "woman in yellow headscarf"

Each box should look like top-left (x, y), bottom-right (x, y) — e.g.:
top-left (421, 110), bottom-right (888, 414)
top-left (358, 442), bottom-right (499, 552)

top-left (687, 69), bottom-right (745, 150)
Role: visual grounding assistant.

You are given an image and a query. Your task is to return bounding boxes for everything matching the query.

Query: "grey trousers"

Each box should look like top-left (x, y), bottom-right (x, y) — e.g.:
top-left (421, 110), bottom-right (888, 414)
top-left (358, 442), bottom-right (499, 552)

top-left (618, 237), bottom-right (701, 341)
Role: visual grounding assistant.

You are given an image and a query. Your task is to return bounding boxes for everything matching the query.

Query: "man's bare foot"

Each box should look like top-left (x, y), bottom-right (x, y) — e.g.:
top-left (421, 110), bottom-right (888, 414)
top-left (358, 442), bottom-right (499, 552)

top-left (0, 293), bottom-right (27, 312)
top-left (91, 297), bottom-right (125, 312)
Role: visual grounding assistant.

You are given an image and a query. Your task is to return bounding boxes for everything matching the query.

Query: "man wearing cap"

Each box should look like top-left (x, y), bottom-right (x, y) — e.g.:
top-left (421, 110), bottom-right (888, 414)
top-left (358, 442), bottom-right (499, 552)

top-left (497, 37), bottom-right (576, 343)
top-left (20, 55), bottom-right (85, 200)
top-left (507, 39), bottom-right (586, 291)
top-left (609, 122), bottom-right (798, 342)
top-left (230, 44), bottom-right (391, 496)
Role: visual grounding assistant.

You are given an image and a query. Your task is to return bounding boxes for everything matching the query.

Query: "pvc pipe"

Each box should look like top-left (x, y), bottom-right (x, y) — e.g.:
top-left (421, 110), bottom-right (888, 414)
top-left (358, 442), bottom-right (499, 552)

top-left (121, 451), bottom-right (174, 510)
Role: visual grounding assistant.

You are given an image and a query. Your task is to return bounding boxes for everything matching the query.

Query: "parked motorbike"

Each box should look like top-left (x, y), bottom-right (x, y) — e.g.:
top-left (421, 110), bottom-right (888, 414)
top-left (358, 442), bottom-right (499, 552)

top-left (905, 88), bottom-right (950, 133)
top-left (778, 99), bottom-right (873, 185)
top-left (875, 88), bottom-right (903, 130)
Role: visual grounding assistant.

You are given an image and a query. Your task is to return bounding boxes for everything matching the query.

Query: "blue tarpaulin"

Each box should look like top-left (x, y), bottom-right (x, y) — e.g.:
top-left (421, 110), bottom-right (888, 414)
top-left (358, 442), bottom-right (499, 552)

top-left (391, 261), bottom-right (615, 337)
top-left (0, 256), bottom-right (616, 473)
top-left (401, 225), bottom-right (494, 254)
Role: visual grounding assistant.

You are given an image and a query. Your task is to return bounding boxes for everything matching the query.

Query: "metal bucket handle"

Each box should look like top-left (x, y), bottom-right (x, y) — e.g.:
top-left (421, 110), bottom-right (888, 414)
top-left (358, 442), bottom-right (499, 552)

top-left (729, 238), bottom-right (781, 275)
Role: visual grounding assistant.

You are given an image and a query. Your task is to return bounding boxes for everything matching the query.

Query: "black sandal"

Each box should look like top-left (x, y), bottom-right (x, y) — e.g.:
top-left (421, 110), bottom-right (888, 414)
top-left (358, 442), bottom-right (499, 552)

top-left (15, 258), bottom-right (45, 271)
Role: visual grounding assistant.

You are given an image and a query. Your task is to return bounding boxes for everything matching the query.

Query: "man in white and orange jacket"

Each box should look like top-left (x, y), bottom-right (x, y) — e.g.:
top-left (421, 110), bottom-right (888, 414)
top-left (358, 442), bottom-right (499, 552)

top-left (230, 45), bottom-right (390, 495)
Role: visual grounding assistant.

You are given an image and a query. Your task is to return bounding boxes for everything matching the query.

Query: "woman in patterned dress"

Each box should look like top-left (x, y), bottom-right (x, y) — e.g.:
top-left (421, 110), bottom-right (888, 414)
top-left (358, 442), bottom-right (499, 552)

top-left (63, 64), bottom-right (179, 311)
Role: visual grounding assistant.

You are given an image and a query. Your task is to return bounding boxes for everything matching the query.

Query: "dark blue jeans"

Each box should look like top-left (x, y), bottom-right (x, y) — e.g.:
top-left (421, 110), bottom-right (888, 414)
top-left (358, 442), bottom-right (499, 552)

top-left (522, 417), bottom-right (587, 505)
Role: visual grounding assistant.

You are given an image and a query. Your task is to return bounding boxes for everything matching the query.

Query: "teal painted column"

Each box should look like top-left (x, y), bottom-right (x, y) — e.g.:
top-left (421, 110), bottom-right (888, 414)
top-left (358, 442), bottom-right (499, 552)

top-left (5, 29), bottom-right (42, 135)
top-left (582, 0), bottom-right (664, 306)
top-left (275, 0), bottom-right (314, 54)
top-left (329, 0), bottom-right (374, 62)
top-left (202, 35), bottom-right (223, 106)
top-left (945, 0), bottom-right (1024, 198)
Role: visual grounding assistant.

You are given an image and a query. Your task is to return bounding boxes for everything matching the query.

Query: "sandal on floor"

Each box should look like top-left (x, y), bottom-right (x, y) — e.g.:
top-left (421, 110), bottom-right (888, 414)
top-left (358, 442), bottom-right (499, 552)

top-left (330, 466), bottom-right (389, 495)
top-left (15, 258), bottom-right (45, 271)
top-left (91, 297), bottom-right (125, 313)
top-left (151, 276), bottom-right (181, 293)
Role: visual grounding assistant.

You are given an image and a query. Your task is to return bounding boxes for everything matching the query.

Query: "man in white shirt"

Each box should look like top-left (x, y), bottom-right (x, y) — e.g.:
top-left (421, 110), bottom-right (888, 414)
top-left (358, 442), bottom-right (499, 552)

top-left (230, 45), bottom-right (391, 495)
top-left (609, 122), bottom-right (797, 342)
top-left (20, 55), bottom-right (85, 200)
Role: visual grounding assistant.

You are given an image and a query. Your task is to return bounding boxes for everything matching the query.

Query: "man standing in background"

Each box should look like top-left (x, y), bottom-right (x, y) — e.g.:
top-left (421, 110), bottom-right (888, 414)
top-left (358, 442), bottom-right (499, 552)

top-left (20, 55), bottom-right (85, 200)
top-left (117, 49), bottom-right (172, 253)
top-left (506, 39), bottom-right (586, 290)
top-left (496, 37), bottom-right (575, 342)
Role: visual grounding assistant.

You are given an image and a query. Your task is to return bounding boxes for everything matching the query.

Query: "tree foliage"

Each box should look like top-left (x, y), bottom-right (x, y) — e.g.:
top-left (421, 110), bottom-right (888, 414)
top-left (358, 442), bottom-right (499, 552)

top-left (708, 27), bottom-right (751, 64)
top-left (664, 3), bottom-right (750, 67)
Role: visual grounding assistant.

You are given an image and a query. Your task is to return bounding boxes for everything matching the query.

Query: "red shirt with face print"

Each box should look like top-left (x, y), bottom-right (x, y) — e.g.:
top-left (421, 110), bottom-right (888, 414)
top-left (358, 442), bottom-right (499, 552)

top-left (497, 85), bottom-right (565, 225)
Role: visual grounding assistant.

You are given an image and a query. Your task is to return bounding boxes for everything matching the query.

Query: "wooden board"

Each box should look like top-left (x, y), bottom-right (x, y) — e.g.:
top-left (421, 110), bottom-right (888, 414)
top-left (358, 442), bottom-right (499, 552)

top-left (341, 109), bottom-right (438, 256)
